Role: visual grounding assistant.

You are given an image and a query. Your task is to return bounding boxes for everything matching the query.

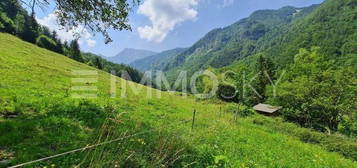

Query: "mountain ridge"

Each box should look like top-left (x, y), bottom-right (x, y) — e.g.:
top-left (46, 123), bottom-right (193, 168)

top-left (160, 4), bottom-right (320, 80)
top-left (130, 48), bottom-right (186, 72)
top-left (106, 48), bottom-right (157, 65)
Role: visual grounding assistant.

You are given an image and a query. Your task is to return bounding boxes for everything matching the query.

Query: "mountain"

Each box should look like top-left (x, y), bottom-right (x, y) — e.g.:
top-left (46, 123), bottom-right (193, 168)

top-left (0, 33), bottom-right (355, 167)
top-left (130, 48), bottom-right (186, 72)
top-left (257, 0), bottom-right (357, 65)
top-left (162, 0), bottom-right (356, 80)
top-left (106, 48), bottom-right (157, 64)
top-left (161, 5), bottom-right (319, 78)
top-left (156, 0), bottom-right (356, 139)
top-left (81, 52), bottom-right (143, 83)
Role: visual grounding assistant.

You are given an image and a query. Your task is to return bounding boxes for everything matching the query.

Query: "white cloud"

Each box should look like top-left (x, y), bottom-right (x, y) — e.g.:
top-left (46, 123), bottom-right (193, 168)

top-left (223, 0), bottom-right (234, 7)
top-left (137, 0), bottom-right (199, 43)
top-left (86, 39), bottom-right (97, 47)
top-left (36, 12), bottom-right (96, 47)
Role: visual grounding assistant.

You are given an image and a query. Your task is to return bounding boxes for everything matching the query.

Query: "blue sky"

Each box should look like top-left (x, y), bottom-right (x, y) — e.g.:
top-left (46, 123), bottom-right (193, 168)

top-left (35, 0), bottom-right (324, 57)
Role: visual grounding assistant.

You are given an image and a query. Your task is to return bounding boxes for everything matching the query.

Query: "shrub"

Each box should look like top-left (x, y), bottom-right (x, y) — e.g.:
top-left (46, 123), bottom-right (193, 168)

top-left (0, 22), bottom-right (4, 30)
top-left (338, 116), bottom-right (357, 138)
top-left (225, 103), bottom-right (255, 117)
top-left (237, 104), bottom-right (255, 117)
top-left (36, 35), bottom-right (57, 52)
top-left (0, 99), bottom-right (15, 116)
top-left (250, 115), bottom-right (357, 160)
top-left (0, 13), bottom-right (15, 34)
top-left (225, 103), bottom-right (238, 114)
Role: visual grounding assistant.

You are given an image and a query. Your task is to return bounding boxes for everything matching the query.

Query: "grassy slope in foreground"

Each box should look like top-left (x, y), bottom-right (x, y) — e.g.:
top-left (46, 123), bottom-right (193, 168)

top-left (0, 33), bottom-right (355, 167)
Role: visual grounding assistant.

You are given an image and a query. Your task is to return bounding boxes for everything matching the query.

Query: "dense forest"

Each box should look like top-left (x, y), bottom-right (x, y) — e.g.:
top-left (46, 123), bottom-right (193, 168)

top-left (0, 0), bottom-right (143, 83)
top-left (161, 5), bottom-right (319, 80)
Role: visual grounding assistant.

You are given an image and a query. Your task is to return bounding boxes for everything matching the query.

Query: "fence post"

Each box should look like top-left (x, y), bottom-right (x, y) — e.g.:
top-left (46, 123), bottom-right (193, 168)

top-left (219, 106), bottom-right (222, 118)
top-left (191, 109), bottom-right (196, 130)
top-left (234, 106), bottom-right (239, 121)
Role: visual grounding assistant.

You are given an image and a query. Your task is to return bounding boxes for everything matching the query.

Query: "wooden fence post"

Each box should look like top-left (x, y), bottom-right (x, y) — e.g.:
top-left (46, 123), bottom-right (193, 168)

top-left (219, 106), bottom-right (222, 118)
top-left (234, 106), bottom-right (239, 121)
top-left (191, 109), bottom-right (196, 130)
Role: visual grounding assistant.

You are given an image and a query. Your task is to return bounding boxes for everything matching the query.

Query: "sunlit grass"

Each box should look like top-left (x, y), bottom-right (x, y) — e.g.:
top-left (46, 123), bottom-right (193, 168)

top-left (0, 33), bottom-right (355, 167)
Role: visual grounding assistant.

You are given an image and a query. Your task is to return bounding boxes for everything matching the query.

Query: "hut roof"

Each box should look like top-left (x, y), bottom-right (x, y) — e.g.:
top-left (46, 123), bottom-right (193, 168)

top-left (253, 103), bottom-right (282, 113)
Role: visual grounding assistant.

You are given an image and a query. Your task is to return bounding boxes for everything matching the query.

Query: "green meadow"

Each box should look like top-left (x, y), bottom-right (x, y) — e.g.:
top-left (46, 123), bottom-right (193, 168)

top-left (0, 33), bottom-right (356, 167)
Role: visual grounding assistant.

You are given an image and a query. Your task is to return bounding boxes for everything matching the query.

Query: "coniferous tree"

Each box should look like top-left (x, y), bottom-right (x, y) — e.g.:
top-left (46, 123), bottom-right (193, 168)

top-left (20, 16), bottom-right (39, 43)
top-left (51, 30), bottom-right (64, 54)
top-left (54, 39), bottom-right (64, 54)
top-left (94, 57), bottom-right (103, 70)
top-left (69, 40), bottom-right (83, 62)
top-left (40, 26), bottom-right (51, 37)
top-left (63, 41), bottom-right (69, 49)
top-left (51, 30), bottom-right (58, 40)
top-left (63, 40), bottom-right (70, 56)
top-left (255, 54), bottom-right (275, 103)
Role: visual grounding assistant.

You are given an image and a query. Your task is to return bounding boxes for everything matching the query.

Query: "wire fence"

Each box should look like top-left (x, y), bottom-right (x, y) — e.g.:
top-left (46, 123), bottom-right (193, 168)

top-left (9, 118), bottom-right (192, 168)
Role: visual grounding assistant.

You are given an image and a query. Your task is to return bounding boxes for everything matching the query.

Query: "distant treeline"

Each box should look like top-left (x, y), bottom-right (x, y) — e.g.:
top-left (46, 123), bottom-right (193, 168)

top-left (0, 0), bottom-right (143, 83)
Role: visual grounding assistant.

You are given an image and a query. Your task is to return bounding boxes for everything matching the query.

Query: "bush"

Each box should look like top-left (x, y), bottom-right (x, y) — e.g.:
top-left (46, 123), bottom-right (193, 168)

top-left (225, 103), bottom-right (255, 117)
top-left (36, 35), bottom-right (57, 52)
top-left (237, 104), bottom-right (255, 117)
top-left (250, 116), bottom-right (357, 160)
top-left (0, 22), bottom-right (4, 30)
top-left (0, 13), bottom-right (15, 34)
top-left (338, 116), bottom-right (357, 138)
top-left (225, 103), bottom-right (238, 114)
top-left (0, 99), bottom-right (16, 116)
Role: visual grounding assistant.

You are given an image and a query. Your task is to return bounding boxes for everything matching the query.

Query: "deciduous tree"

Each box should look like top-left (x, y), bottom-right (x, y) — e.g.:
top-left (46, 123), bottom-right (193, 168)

top-left (22, 0), bottom-right (140, 43)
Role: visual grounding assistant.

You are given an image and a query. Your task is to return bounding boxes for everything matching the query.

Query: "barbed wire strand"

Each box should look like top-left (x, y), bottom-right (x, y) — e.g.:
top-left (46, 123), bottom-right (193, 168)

top-left (9, 119), bottom-right (192, 168)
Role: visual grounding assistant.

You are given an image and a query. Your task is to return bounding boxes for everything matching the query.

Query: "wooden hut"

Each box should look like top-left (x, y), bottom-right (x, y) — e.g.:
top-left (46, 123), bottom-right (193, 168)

top-left (253, 103), bottom-right (282, 116)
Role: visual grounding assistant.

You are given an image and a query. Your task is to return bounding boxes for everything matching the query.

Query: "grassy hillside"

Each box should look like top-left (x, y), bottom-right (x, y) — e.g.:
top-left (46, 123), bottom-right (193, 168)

top-left (0, 33), bottom-right (356, 167)
top-left (0, 0), bottom-right (144, 84)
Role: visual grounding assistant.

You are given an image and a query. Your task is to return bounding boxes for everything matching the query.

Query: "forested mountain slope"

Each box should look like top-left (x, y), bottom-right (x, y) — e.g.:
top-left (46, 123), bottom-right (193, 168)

top-left (259, 0), bottom-right (357, 66)
top-left (106, 48), bottom-right (157, 64)
top-left (130, 48), bottom-right (186, 72)
top-left (213, 0), bottom-right (357, 137)
top-left (162, 4), bottom-right (319, 78)
top-left (162, 0), bottom-right (356, 81)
